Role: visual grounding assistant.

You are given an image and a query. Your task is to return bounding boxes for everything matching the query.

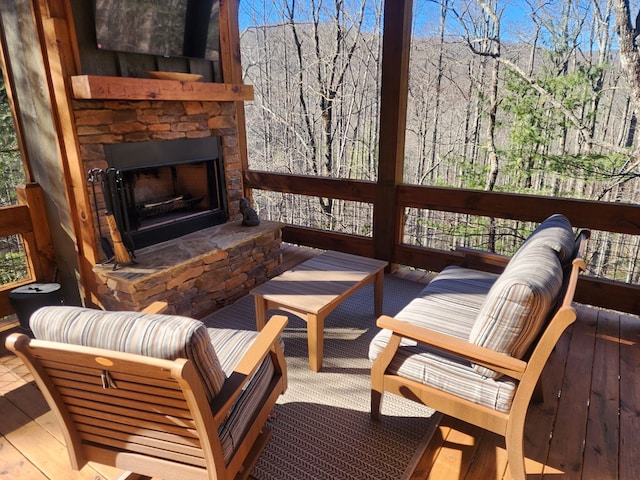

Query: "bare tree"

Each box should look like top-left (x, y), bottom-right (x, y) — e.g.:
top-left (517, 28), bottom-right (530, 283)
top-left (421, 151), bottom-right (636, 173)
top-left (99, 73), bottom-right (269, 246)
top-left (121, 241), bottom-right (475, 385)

top-left (241, 0), bottom-right (382, 232)
top-left (284, 0), bottom-right (369, 224)
top-left (240, 0), bottom-right (639, 281)
top-left (612, 0), bottom-right (640, 117)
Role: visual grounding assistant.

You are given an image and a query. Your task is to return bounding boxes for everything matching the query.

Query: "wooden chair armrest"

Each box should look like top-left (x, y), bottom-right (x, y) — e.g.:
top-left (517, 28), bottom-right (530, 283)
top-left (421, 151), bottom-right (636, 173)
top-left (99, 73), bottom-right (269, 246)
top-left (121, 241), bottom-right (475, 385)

top-left (376, 315), bottom-right (527, 379)
top-left (141, 301), bottom-right (169, 314)
top-left (211, 315), bottom-right (287, 424)
top-left (454, 246), bottom-right (510, 273)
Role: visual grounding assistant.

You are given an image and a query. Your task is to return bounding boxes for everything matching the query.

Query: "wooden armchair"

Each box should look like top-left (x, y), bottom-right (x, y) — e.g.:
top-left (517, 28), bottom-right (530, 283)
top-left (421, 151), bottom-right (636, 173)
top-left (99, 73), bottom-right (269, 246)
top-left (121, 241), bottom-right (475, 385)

top-left (370, 218), bottom-right (589, 480)
top-left (5, 304), bottom-right (287, 480)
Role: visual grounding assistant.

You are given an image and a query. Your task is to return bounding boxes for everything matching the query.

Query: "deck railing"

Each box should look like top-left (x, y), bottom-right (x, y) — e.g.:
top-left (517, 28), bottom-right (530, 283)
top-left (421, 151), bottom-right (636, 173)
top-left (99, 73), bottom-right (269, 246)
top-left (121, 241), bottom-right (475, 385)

top-left (1, 177), bottom-right (636, 318)
top-left (245, 170), bottom-right (640, 315)
top-left (0, 183), bottom-right (55, 320)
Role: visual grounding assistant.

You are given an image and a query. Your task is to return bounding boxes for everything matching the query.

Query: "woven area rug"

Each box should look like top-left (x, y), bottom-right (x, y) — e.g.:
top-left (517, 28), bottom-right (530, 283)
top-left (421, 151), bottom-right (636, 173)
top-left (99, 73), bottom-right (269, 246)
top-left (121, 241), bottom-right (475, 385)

top-left (203, 275), bottom-right (442, 480)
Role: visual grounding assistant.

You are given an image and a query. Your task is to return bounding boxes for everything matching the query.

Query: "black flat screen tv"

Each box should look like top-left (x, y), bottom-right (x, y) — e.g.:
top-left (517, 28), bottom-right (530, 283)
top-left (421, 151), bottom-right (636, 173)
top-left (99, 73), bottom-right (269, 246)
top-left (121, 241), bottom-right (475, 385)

top-left (94, 0), bottom-right (220, 60)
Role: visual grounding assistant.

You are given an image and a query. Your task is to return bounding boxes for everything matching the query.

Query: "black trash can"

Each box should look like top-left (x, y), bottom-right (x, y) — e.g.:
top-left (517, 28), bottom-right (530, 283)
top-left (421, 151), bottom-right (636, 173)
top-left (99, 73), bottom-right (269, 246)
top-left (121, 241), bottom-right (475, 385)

top-left (9, 283), bottom-right (64, 336)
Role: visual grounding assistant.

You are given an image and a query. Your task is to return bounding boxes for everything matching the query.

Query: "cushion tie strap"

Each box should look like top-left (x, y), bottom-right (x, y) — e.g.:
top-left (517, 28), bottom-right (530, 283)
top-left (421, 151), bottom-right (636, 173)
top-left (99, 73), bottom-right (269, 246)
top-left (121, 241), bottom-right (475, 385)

top-left (101, 370), bottom-right (117, 389)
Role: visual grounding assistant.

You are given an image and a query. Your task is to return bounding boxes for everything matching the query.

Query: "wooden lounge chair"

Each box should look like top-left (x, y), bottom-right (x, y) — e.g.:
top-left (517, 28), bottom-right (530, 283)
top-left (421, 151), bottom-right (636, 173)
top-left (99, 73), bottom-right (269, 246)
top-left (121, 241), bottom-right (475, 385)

top-left (370, 215), bottom-right (589, 480)
top-left (6, 304), bottom-right (287, 480)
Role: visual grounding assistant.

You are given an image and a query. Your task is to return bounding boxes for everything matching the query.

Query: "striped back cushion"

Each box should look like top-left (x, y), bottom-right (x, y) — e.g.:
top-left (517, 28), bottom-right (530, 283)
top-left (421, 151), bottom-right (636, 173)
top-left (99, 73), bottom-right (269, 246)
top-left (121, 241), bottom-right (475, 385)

top-left (511, 214), bottom-right (575, 268)
top-left (469, 243), bottom-right (564, 378)
top-left (30, 306), bottom-right (226, 401)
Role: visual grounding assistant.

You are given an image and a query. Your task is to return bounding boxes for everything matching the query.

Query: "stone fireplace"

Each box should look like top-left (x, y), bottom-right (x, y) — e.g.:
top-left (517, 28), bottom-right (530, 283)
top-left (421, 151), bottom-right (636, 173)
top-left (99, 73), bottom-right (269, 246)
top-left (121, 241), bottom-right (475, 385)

top-left (74, 97), bottom-right (282, 317)
top-left (104, 136), bottom-right (227, 249)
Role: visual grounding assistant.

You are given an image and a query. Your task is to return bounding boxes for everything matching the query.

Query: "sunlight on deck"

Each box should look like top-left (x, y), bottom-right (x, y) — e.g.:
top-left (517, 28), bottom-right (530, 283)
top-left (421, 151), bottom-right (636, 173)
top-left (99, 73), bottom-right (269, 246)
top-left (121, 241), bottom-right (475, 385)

top-left (2, 294), bottom-right (638, 479)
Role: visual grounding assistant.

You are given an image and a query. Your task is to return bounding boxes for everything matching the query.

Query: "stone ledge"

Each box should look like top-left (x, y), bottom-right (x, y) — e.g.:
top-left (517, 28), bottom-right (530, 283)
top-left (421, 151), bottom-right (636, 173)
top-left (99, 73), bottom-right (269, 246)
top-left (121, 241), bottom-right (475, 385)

top-left (93, 220), bottom-right (283, 318)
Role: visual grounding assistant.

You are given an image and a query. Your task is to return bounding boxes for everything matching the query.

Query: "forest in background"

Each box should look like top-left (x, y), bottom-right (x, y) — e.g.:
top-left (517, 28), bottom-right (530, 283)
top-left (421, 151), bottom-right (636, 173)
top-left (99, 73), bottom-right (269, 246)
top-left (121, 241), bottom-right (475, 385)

top-left (0, 0), bottom-right (638, 288)
top-left (0, 80), bottom-right (27, 284)
top-left (239, 0), bottom-right (640, 284)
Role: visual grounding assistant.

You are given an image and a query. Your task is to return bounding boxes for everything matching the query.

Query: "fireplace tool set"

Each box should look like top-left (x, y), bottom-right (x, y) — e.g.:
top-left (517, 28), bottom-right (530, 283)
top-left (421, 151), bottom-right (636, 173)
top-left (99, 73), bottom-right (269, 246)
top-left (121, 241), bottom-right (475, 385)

top-left (88, 168), bottom-right (136, 270)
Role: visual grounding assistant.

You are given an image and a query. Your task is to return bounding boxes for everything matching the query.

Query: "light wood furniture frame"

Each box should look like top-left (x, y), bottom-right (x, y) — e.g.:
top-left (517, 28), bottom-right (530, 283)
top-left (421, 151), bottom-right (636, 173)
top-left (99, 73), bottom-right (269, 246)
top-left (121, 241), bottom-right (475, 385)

top-left (371, 230), bottom-right (590, 480)
top-left (5, 312), bottom-right (288, 480)
top-left (252, 250), bottom-right (387, 372)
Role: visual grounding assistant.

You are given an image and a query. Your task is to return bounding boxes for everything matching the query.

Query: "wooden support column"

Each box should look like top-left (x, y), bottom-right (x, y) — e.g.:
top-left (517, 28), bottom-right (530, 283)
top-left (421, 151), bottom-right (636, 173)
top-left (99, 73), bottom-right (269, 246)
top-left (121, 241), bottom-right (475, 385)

top-left (219, 0), bottom-right (250, 198)
top-left (373, 0), bottom-right (413, 268)
top-left (33, 0), bottom-right (98, 306)
top-left (16, 183), bottom-right (56, 283)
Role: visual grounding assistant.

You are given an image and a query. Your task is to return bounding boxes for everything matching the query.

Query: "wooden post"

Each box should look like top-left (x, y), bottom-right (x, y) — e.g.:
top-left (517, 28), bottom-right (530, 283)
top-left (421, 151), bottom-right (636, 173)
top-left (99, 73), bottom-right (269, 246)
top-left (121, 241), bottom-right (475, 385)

top-left (33, 0), bottom-right (101, 307)
top-left (16, 183), bottom-right (56, 282)
top-left (0, 184), bottom-right (56, 318)
top-left (373, 0), bottom-right (413, 268)
top-left (219, 0), bottom-right (250, 199)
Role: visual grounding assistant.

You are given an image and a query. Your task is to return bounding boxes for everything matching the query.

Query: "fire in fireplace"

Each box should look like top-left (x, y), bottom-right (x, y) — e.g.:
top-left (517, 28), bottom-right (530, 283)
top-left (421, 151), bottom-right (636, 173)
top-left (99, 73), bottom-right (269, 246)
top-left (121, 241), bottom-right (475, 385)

top-left (104, 137), bottom-right (227, 249)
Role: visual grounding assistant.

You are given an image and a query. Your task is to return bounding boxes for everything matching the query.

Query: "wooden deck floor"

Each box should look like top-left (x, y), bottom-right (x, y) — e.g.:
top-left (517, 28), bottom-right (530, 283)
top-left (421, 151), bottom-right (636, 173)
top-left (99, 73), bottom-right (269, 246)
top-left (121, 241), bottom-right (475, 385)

top-left (1, 246), bottom-right (639, 479)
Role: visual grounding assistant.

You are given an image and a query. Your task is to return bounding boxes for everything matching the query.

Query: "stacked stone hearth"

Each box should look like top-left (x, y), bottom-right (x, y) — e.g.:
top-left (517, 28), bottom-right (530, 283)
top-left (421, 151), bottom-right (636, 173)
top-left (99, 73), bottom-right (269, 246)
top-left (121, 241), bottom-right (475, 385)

top-left (93, 221), bottom-right (283, 318)
top-left (74, 97), bottom-right (283, 317)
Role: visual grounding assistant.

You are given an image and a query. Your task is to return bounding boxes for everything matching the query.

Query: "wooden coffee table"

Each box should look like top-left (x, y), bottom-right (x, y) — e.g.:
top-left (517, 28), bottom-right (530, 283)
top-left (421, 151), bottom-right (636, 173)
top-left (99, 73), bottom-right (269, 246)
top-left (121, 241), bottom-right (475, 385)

top-left (251, 250), bottom-right (388, 371)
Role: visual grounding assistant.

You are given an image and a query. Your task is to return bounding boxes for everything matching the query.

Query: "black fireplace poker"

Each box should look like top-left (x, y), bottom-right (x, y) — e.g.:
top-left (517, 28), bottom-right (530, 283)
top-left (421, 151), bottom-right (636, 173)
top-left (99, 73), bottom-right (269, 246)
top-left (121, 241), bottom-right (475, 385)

top-left (88, 168), bottom-right (115, 263)
top-left (109, 168), bottom-right (136, 259)
top-left (96, 168), bottom-right (136, 270)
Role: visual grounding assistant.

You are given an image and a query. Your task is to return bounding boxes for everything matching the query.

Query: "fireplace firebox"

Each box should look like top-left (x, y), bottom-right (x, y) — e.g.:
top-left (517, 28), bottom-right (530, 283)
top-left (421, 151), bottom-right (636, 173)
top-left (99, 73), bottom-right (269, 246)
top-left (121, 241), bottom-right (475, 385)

top-left (104, 137), bottom-right (227, 249)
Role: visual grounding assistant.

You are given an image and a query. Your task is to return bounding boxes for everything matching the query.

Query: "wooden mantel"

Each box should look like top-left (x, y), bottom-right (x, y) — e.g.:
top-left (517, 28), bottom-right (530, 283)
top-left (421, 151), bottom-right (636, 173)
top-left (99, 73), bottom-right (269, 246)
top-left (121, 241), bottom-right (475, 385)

top-left (70, 75), bottom-right (254, 102)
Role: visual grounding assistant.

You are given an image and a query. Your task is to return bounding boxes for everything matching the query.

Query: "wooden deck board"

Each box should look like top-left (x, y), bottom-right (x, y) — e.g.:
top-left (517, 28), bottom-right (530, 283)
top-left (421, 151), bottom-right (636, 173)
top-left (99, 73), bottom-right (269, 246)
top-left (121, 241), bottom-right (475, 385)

top-left (1, 245), bottom-right (638, 479)
top-left (519, 303), bottom-right (573, 478)
top-left (543, 305), bottom-right (596, 478)
top-left (0, 433), bottom-right (50, 479)
top-left (619, 312), bottom-right (640, 479)
top-left (583, 309), bottom-right (620, 478)
top-left (428, 418), bottom-right (485, 480)
top-left (0, 394), bottom-right (104, 480)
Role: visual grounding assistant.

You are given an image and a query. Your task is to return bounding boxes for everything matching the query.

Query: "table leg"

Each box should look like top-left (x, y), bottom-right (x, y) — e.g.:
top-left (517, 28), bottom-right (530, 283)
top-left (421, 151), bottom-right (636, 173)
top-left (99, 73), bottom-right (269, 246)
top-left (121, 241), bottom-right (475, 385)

top-left (307, 313), bottom-right (324, 372)
top-left (374, 269), bottom-right (384, 317)
top-left (254, 296), bottom-right (268, 331)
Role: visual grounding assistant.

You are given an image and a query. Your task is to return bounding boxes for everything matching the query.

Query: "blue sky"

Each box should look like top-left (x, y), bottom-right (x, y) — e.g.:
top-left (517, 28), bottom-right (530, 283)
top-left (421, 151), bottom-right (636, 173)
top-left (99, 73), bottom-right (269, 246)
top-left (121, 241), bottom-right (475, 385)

top-left (237, 0), bottom-right (607, 49)
top-left (238, 1), bottom-right (539, 41)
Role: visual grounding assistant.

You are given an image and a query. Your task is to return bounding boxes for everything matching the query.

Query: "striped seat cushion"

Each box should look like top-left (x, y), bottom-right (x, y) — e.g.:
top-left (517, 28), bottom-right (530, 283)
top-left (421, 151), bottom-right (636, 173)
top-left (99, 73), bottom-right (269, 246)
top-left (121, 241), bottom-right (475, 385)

top-left (31, 306), bottom-right (280, 464)
top-left (369, 266), bottom-right (519, 412)
top-left (208, 328), bottom-right (277, 463)
top-left (30, 306), bottom-right (226, 401)
top-left (369, 215), bottom-right (574, 411)
top-left (370, 332), bottom-right (517, 413)
top-left (469, 243), bottom-right (564, 378)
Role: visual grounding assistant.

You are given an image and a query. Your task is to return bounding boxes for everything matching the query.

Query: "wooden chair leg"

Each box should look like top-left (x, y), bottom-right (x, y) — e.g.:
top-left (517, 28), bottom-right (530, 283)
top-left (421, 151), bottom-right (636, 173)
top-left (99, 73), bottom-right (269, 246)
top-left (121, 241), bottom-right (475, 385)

top-left (505, 418), bottom-right (527, 480)
top-left (235, 427), bottom-right (272, 480)
top-left (371, 389), bottom-right (383, 420)
top-left (370, 334), bottom-right (400, 421)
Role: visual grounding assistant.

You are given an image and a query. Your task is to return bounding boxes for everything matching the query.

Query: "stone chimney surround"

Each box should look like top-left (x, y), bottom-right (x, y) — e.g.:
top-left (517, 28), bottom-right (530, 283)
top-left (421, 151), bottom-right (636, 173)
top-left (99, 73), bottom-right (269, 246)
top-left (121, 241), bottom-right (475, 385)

top-left (73, 95), bottom-right (282, 316)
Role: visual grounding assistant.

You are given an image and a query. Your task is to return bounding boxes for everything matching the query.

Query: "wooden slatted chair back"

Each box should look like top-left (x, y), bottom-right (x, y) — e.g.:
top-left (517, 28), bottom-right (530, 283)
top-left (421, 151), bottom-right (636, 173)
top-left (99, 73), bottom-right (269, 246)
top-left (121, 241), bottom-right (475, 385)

top-left (6, 313), bottom-right (289, 480)
top-left (8, 335), bottom-right (223, 479)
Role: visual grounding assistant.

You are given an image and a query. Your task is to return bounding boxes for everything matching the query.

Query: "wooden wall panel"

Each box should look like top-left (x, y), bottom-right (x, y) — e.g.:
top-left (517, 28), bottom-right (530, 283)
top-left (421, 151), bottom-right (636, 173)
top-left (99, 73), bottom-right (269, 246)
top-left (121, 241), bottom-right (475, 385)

top-left (0, 0), bottom-right (82, 305)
